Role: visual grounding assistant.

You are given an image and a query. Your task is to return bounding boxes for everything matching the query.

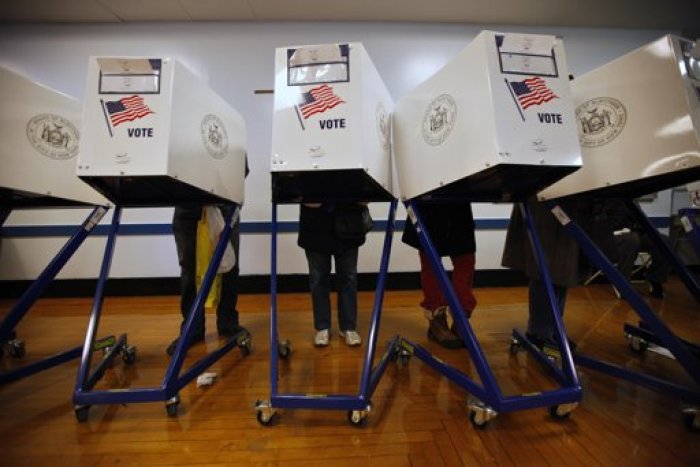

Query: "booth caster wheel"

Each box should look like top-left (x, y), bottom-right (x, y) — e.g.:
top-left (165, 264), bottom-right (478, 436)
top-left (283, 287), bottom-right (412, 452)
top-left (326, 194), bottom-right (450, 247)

top-left (122, 345), bottom-right (137, 365)
top-left (682, 408), bottom-right (700, 431)
top-left (467, 398), bottom-right (497, 429)
top-left (278, 340), bottom-right (291, 359)
top-left (398, 349), bottom-right (411, 367)
top-left (348, 404), bottom-right (372, 427)
top-left (509, 337), bottom-right (522, 355)
top-left (8, 340), bottom-right (25, 359)
top-left (254, 400), bottom-right (276, 426)
top-left (628, 336), bottom-right (648, 354)
top-left (549, 403), bottom-right (577, 420)
top-left (238, 335), bottom-right (252, 357)
top-left (74, 405), bottom-right (90, 422)
top-left (165, 395), bottom-right (180, 417)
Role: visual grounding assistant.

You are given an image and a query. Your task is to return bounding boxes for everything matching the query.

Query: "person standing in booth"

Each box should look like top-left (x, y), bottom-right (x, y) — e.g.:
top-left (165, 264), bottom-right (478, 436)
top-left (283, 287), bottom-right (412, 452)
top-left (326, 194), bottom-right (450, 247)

top-left (167, 161), bottom-right (250, 356)
top-left (502, 196), bottom-right (583, 351)
top-left (298, 202), bottom-right (371, 347)
top-left (402, 202), bottom-right (477, 349)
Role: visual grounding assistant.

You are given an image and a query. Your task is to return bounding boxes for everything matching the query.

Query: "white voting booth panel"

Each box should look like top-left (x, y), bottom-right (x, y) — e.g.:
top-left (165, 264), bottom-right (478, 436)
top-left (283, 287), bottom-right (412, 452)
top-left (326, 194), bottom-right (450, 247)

top-left (78, 57), bottom-right (246, 206)
top-left (540, 35), bottom-right (700, 200)
top-left (393, 30), bottom-right (581, 202)
top-left (271, 43), bottom-right (394, 202)
top-left (0, 67), bottom-right (108, 207)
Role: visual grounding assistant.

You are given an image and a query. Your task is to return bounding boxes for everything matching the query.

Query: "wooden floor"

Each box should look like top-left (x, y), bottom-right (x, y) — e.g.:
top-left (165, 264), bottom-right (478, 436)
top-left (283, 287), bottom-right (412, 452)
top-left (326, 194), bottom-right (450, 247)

top-left (1, 279), bottom-right (699, 466)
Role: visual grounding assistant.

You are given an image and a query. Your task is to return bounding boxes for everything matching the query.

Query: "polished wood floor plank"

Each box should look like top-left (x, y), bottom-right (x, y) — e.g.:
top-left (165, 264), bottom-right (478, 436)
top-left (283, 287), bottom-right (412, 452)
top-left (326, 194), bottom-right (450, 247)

top-left (1, 278), bottom-right (699, 466)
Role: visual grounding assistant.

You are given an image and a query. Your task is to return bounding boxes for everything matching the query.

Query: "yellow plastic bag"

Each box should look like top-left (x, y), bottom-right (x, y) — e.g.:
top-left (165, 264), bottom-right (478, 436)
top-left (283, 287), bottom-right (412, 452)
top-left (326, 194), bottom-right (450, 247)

top-left (196, 209), bottom-right (221, 309)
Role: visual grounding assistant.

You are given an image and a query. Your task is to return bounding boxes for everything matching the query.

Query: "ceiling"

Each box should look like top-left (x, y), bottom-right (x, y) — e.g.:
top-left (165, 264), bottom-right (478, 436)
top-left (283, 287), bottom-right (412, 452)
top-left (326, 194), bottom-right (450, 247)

top-left (0, 0), bottom-right (698, 34)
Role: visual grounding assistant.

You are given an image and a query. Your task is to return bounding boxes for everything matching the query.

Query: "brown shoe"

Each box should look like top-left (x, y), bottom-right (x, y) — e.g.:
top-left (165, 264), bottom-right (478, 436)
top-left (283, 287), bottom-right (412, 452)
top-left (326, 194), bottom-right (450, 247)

top-left (426, 307), bottom-right (462, 349)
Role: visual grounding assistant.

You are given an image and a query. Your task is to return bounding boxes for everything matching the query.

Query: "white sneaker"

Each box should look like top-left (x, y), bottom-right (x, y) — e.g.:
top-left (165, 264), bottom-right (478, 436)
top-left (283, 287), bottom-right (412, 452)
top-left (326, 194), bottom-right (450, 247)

top-left (314, 329), bottom-right (330, 347)
top-left (340, 330), bottom-right (362, 347)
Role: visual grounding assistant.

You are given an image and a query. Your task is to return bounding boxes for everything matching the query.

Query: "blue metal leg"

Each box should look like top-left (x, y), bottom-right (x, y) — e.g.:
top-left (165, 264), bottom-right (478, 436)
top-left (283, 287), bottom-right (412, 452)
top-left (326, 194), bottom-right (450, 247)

top-left (270, 202), bottom-right (280, 396)
top-left (0, 206), bottom-right (108, 342)
top-left (626, 200), bottom-right (700, 302)
top-left (545, 201), bottom-right (700, 399)
top-left (0, 206), bottom-right (109, 385)
top-left (403, 200), bottom-right (581, 415)
top-left (518, 202), bottom-right (578, 383)
top-left (73, 204), bottom-right (249, 416)
top-left (258, 201), bottom-right (400, 422)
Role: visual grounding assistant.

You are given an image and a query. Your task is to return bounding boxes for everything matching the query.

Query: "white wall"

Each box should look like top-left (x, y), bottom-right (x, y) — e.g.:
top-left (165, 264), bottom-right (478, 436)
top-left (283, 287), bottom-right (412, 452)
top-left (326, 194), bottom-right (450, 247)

top-left (0, 22), bottom-right (674, 280)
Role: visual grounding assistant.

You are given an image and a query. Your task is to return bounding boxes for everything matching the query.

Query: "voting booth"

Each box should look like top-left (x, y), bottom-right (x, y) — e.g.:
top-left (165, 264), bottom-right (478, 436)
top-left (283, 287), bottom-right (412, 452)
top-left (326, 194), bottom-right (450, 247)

top-left (393, 30), bottom-right (581, 202)
top-left (391, 31), bottom-right (583, 427)
top-left (532, 36), bottom-right (700, 426)
top-left (256, 43), bottom-right (399, 426)
top-left (270, 42), bottom-right (394, 202)
top-left (0, 67), bottom-right (113, 385)
top-left (540, 34), bottom-right (700, 201)
top-left (78, 57), bottom-right (246, 206)
top-left (0, 67), bottom-right (108, 208)
top-left (73, 57), bottom-right (250, 421)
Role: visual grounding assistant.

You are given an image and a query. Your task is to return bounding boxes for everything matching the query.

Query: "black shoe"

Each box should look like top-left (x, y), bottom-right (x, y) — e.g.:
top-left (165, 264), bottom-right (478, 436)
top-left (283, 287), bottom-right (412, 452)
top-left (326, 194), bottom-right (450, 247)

top-left (649, 281), bottom-right (664, 299)
top-left (166, 332), bottom-right (205, 356)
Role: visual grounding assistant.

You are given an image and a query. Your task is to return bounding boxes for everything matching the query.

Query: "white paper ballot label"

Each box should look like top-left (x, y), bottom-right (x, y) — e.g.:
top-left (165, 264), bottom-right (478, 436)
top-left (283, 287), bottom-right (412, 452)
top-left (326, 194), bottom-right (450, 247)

top-left (500, 34), bottom-right (555, 56)
top-left (97, 58), bottom-right (157, 75)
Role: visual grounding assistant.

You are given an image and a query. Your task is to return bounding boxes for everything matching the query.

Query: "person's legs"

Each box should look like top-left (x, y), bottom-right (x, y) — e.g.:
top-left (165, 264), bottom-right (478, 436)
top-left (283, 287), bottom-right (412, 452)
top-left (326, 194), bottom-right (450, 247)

top-left (615, 232), bottom-right (641, 280)
top-left (450, 252), bottom-right (477, 317)
top-left (305, 250), bottom-right (332, 331)
top-left (640, 233), bottom-right (671, 298)
top-left (527, 278), bottom-right (568, 344)
top-left (418, 251), bottom-right (461, 349)
top-left (418, 251), bottom-right (447, 311)
top-left (216, 207), bottom-right (243, 334)
top-left (334, 247), bottom-right (359, 332)
top-left (172, 207), bottom-right (205, 337)
top-left (169, 207), bottom-right (205, 355)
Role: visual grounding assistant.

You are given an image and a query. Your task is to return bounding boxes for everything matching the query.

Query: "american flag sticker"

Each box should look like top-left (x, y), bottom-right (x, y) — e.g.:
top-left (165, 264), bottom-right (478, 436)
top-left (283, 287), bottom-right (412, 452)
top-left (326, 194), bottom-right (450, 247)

top-left (505, 76), bottom-right (558, 121)
top-left (294, 84), bottom-right (345, 129)
top-left (100, 95), bottom-right (154, 136)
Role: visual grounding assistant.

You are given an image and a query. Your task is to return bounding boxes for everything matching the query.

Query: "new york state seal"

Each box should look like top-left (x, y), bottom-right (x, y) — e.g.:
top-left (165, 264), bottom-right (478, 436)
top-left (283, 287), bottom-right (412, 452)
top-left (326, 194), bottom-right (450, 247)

top-left (26, 113), bottom-right (79, 160)
top-left (201, 114), bottom-right (229, 159)
top-left (576, 97), bottom-right (627, 148)
top-left (422, 94), bottom-right (457, 146)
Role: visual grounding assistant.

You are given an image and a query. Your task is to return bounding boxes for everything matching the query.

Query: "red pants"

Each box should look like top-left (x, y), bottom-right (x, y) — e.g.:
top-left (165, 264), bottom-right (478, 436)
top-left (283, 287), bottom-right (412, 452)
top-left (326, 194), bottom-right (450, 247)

top-left (419, 251), bottom-right (476, 316)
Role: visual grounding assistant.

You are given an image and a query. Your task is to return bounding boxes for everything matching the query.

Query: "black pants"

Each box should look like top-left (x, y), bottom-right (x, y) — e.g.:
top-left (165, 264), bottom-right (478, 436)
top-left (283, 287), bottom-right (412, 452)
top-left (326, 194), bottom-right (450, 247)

top-left (172, 205), bottom-right (241, 336)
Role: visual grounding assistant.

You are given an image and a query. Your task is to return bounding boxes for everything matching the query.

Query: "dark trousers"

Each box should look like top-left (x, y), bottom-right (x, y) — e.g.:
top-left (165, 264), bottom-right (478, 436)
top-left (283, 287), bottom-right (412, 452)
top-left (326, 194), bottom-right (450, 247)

top-left (305, 248), bottom-right (358, 332)
top-left (527, 278), bottom-right (568, 342)
top-left (172, 205), bottom-right (241, 336)
top-left (615, 231), bottom-right (670, 284)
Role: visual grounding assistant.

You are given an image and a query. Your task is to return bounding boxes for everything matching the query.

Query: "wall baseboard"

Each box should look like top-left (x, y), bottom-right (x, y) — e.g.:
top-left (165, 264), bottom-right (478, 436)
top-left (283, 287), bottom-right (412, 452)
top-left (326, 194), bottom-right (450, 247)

top-left (0, 269), bottom-right (530, 298)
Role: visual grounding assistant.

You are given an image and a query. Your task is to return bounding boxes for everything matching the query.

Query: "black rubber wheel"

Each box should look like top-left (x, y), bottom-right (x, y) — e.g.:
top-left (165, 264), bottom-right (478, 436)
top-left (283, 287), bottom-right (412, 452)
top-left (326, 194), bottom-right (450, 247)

top-left (347, 410), bottom-right (367, 427)
top-left (256, 410), bottom-right (276, 426)
top-left (469, 410), bottom-right (489, 429)
top-left (509, 342), bottom-right (520, 355)
top-left (166, 402), bottom-right (179, 417)
top-left (10, 342), bottom-right (25, 359)
top-left (240, 343), bottom-right (251, 357)
top-left (75, 405), bottom-right (90, 423)
top-left (683, 412), bottom-right (699, 431)
top-left (122, 347), bottom-right (137, 365)
top-left (278, 343), bottom-right (290, 359)
top-left (549, 405), bottom-right (572, 420)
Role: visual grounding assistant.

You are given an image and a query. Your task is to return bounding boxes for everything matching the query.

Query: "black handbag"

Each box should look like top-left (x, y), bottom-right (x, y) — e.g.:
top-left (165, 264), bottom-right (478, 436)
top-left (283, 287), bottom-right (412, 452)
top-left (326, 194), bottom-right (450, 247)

top-left (333, 205), bottom-right (373, 240)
